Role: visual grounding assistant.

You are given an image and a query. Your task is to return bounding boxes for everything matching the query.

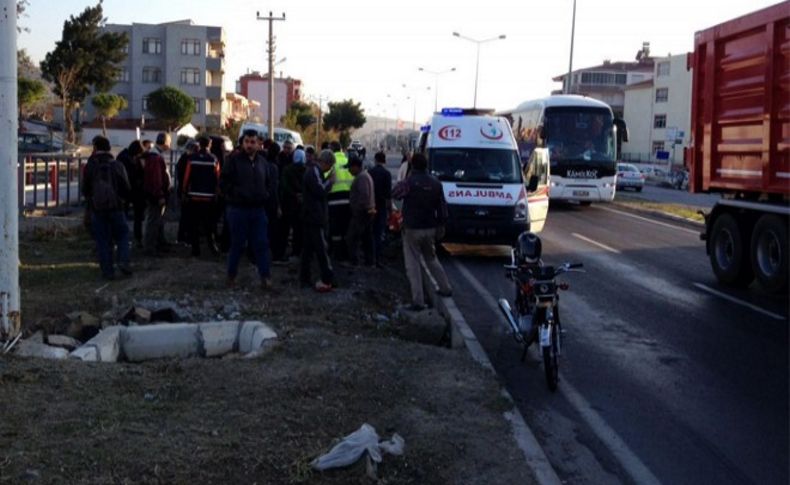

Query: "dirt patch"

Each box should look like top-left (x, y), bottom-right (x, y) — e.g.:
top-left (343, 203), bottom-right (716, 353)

top-left (1, 215), bottom-right (536, 484)
top-left (613, 196), bottom-right (705, 223)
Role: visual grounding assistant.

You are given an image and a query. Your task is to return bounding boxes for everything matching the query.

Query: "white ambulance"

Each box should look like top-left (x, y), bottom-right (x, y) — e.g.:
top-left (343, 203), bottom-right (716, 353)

top-left (416, 108), bottom-right (549, 244)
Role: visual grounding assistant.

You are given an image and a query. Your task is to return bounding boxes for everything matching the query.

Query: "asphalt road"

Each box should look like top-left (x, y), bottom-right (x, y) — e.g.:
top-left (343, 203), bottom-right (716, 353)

top-left (440, 203), bottom-right (788, 484)
top-left (616, 183), bottom-right (721, 209)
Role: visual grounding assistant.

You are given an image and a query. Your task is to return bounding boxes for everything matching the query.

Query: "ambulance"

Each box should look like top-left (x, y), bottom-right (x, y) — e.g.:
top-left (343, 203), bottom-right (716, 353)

top-left (416, 108), bottom-right (549, 244)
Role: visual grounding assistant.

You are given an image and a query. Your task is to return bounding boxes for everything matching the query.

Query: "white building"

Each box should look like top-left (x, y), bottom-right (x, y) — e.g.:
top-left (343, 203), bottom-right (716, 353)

top-left (622, 53), bottom-right (692, 165)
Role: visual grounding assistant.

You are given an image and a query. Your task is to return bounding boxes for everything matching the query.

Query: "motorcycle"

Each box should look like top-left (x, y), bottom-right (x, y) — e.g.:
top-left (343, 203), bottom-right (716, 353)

top-left (497, 249), bottom-right (583, 391)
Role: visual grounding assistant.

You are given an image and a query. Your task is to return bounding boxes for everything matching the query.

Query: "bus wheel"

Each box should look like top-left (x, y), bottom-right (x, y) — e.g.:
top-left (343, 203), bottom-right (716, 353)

top-left (750, 215), bottom-right (788, 293)
top-left (710, 213), bottom-right (753, 287)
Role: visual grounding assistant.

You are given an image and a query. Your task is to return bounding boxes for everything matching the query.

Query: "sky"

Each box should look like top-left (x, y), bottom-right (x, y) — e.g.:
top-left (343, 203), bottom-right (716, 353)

top-left (18, 0), bottom-right (783, 124)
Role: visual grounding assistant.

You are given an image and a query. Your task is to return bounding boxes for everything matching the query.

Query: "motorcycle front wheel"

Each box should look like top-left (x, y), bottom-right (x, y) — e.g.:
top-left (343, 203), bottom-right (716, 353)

top-left (543, 324), bottom-right (560, 392)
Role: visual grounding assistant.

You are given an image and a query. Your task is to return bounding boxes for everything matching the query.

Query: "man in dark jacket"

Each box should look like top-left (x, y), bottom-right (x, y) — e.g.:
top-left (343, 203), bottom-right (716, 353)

top-left (182, 136), bottom-right (220, 257)
top-left (176, 139), bottom-right (199, 244)
top-left (346, 155), bottom-right (375, 266)
top-left (116, 140), bottom-right (146, 247)
top-left (300, 149), bottom-right (336, 292)
top-left (368, 151), bottom-right (392, 267)
top-left (142, 132), bottom-right (172, 256)
top-left (82, 136), bottom-right (132, 280)
top-left (221, 129), bottom-right (276, 289)
top-left (394, 153), bottom-right (452, 311)
top-left (280, 147), bottom-right (306, 258)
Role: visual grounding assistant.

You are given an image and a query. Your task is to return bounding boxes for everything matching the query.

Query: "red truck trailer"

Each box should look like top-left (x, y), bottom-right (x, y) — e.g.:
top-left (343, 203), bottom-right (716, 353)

top-left (688, 1), bottom-right (789, 292)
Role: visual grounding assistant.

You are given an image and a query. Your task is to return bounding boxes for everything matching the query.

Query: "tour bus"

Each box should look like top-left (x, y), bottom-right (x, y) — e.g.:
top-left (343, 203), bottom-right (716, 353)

top-left (238, 122), bottom-right (304, 146)
top-left (499, 95), bottom-right (627, 205)
top-left (415, 108), bottom-right (550, 244)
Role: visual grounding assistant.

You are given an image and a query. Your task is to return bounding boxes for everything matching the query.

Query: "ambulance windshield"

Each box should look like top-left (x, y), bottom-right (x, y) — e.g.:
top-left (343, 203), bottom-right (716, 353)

top-left (428, 148), bottom-right (522, 183)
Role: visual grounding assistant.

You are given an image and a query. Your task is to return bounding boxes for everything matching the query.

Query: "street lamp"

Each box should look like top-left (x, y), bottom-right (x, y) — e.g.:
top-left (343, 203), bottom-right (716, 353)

top-left (418, 67), bottom-right (456, 112)
top-left (401, 84), bottom-right (431, 131)
top-left (452, 32), bottom-right (506, 108)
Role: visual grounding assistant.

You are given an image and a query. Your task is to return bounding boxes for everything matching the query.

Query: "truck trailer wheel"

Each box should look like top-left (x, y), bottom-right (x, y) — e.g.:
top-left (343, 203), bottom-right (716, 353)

top-left (709, 213), bottom-right (753, 287)
top-left (750, 215), bottom-right (788, 293)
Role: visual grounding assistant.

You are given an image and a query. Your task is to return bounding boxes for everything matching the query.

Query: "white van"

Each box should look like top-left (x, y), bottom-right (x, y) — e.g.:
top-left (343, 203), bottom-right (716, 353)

top-left (238, 122), bottom-right (304, 146)
top-left (416, 108), bottom-right (549, 244)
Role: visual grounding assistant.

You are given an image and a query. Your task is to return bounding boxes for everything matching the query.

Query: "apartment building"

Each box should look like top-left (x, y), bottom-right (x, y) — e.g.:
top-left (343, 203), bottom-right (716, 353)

top-left (552, 44), bottom-right (655, 117)
top-left (236, 72), bottom-right (302, 124)
top-left (621, 53), bottom-right (692, 164)
top-left (86, 20), bottom-right (226, 130)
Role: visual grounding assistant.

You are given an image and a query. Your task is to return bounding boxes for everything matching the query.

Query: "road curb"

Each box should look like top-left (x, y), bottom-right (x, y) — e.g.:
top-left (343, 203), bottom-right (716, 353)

top-left (420, 260), bottom-right (562, 485)
top-left (611, 199), bottom-right (705, 228)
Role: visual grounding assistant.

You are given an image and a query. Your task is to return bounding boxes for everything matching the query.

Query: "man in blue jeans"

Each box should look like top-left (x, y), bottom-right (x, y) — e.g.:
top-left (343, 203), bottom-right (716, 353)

top-left (220, 129), bottom-right (276, 289)
top-left (82, 135), bottom-right (132, 280)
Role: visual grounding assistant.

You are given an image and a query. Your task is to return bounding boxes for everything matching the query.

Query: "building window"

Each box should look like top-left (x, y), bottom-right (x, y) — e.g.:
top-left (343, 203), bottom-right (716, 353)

top-left (116, 68), bottom-right (130, 82)
top-left (580, 71), bottom-right (628, 85)
top-left (181, 39), bottom-right (201, 56)
top-left (142, 38), bottom-right (162, 55)
top-left (652, 141), bottom-right (665, 154)
top-left (655, 88), bottom-right (669, 103)
top-left (181, 68), bottom-right (200, 85)
top-left (142, 67), bottom-right (161, 83)
top-left (654, 114), bottom-right (667, 128)
top-left (193, 97), bottom-right (201, 114)
top-left (657, 62), bottom-right (670, 77)
top-left (142, 96), bottom-right (149, 111)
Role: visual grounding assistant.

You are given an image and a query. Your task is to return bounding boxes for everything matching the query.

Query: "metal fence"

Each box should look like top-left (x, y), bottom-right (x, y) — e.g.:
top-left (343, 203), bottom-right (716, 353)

top-left (18, 149), bottom-right (187, 214)
top-left (17, 153), bottom-right (87, 212)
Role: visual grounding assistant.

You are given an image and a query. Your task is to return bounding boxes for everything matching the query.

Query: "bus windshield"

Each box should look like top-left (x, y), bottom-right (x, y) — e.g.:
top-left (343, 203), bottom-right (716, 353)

top-left (545, 108), bottom-right (615, 164)
top-left (428, 148), bottom-right (522, 184)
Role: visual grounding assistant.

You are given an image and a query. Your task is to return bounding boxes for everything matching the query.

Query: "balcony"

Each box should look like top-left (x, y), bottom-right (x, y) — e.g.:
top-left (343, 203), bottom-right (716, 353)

top-left (205, 114), bottom-right (222, 128)
top-left (206, 56), bottom-right (224, 72)
top-left (206, 86), bottom-right (222, 100)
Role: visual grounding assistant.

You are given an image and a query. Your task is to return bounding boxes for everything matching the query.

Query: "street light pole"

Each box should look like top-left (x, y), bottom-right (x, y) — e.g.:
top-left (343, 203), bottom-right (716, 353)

top-left (565, 0), bottom-right (577, 94)
top-left (256, 11), bottom-right (286, 142)
top-left (418, 67), bottom-right (456, 112)
top-left (453, 32), bottom-right (506, 108)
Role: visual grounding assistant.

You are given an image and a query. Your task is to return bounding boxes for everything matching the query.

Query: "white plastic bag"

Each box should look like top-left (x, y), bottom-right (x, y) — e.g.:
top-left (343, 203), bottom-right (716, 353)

top-left (311, 423), bottom-right (405, 471)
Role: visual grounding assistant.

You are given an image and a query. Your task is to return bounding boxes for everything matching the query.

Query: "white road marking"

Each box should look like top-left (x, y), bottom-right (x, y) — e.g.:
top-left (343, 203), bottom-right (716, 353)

top-left (693, 283), bottom-right (786, 321)
top-left (453, 260), bottom-right (663, 485)
top-left (596, 206), bottom-right (700, 235)
top-left (571, 233), bottom-right (621, 254)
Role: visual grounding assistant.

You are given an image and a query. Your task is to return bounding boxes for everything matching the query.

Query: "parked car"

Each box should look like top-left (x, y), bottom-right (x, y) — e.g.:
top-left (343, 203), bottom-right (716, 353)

top-left (616, 163), bottom-right (645, 192)
top-left (18, 133), bottom-right (57, 153)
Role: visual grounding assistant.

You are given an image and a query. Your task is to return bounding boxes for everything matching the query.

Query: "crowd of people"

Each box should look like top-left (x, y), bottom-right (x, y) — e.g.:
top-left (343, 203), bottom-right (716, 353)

top-left (81, 131), bottom-right (452, 308)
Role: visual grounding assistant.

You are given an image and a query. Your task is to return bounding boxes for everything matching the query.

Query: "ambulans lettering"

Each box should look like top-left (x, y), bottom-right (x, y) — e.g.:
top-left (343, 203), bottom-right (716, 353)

top-left (447, 189), bottom-right (514, 200)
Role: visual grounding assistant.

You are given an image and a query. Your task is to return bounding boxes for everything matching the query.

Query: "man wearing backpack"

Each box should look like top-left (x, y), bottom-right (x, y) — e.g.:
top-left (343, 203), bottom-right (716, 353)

top-left (142, 132), bottom-right (172, 256)
top-left (82, 136), bottom-right (132, 280)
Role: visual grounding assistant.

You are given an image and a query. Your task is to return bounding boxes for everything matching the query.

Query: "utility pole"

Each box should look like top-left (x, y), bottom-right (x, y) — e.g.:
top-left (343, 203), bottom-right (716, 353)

top-left (565, 0), bottom-right (577, 94)
top-left (256, 10), bottom-right (286, 143)
top-left (0, 0), bottom-right (20, 340)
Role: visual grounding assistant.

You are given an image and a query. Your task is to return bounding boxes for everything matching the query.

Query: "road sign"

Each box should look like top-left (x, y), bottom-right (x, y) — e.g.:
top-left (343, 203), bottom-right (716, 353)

top-left (656, 150), bottom-right (670, 160)
top-left (665, 127), bottom-right (677, 141)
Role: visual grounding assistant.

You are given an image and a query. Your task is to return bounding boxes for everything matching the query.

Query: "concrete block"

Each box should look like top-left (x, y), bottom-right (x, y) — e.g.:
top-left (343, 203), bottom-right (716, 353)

top-left (15, 340), bottom-right (69, 360)
top-left (238, 321), bottom-right (277, 354)
top-left (70, 326), bottom-right (122, 362)
top-left (198, 321), bottom-right (241, 357)
top-left (47, 335), bottom-right (82, 350)
top-left (121, 323), bottom-right (200, 362)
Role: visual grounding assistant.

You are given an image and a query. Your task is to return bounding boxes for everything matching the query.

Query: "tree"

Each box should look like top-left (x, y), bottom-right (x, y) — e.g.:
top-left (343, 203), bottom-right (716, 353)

top-left (40, 3), bottom-right (128, 143)
top-left (18, 78), bottom-right (47, 118)
top-left (323, 99), bottom-right (366, 149)
top-left (284, 100), bottom-right (316, 132)
top-left (146, 86), bottom-right (194, 131)
top-left (91, 93), bottom-right (127, 136)
top-left (17, 0), bottom-right (29, 33)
